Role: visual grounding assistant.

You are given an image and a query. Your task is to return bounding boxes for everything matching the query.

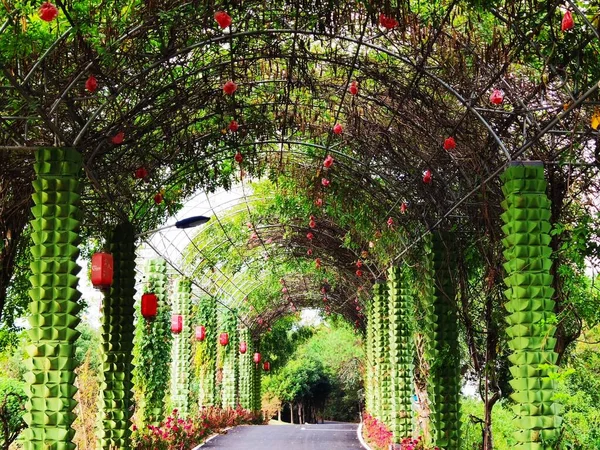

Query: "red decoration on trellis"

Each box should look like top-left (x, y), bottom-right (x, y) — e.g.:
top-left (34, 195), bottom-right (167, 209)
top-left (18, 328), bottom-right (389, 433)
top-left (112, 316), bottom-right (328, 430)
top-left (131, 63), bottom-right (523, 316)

top-left (171, 315), bottom-right (183, 334)
top-left (195, 325), bottom-right (206, 341)
top-left (387, 217), bottom-right (394, 228)
top-left (349, 81), bottom-right (359, 96)
top-left (315, 198), bottom-right (323, 207)
top-left (253, 352), bottom-right (262, 364)
top-left (39, 2), bottom-right (58, 21)
top-left (223, 80), bottom-right (237, 95)
top-left (214, 11), bottom-right (232, 29)
top-left (219, 332), bottom-right (229, 346)
top-left (307, 248), bottom-right (313, 256)
top-left (307, 232), bottom-right (314, 241)
top-left (282, 287), bottom-right (288, 294)
top-left (561, 11), bottom-right (574, 32)
top-left (235, 151), bottom-right (243, 163)
top-left (85, 75), bottom-right (98, 93)
top-left (443, 136), bottom-right (456, 151)
top-left (356, 269), bottom-right (363, 277)
top-left (111, 131), bottom-right (125, 145)
top-left (333, 124), bottom-right (343, 135)
top-left (379, 14), bottom-right (399, 30)
top-left (91, 252), bottom-right (113, 289)
top-left (315, 258), bottom-right (322, 269)
top-left (134, 167), bottom-right (149, 180)
top-left (229, 120), bottom-right (239, 132)
top-left (356, 260), bottom-right (363, 268)
top-left (361, 250), bottom-right (369, 259)
top-left (489, 89), bottom-right (504, 105)
top-left (400, 202), bottom-right (407, 214)
top-left (239, 342), bottom-right (247, 354)
top-left (423, 170), bottom-right (432, 184)
top-left (309, 216), bottom-right (316, 228)
top-left (263, 361), bottom-right (271, 371)
top-left (321, 178), bottom-right (330, 187)
top-left (323, 155), bottom-right (334, 168)
top-left (154, 193), bottom-right (163, 204)
top-left (141, 293), bottom-right (158, 319)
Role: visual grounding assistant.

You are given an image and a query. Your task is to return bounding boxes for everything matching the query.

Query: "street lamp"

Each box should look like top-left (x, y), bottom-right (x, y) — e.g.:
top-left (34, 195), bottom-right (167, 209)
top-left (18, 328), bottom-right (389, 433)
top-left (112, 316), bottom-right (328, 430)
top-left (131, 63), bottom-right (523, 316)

top-left (135, 215), bottom-right (211, 238)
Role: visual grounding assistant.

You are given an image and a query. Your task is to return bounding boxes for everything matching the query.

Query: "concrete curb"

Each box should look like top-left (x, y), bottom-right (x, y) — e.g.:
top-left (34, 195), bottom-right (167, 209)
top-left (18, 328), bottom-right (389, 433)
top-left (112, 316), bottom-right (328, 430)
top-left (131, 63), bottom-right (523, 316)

top-left (191, 426), bottom-right (234, 449)
top-left (357, 422), bottom-right (373, 450)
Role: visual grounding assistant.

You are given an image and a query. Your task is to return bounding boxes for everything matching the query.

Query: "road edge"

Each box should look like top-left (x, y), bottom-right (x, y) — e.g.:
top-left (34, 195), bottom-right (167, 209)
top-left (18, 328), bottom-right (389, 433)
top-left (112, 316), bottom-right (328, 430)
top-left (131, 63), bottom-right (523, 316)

top-left (191, 426), bottom-right (234, 450)
top-left (357, 422), bottom-right (372, 450)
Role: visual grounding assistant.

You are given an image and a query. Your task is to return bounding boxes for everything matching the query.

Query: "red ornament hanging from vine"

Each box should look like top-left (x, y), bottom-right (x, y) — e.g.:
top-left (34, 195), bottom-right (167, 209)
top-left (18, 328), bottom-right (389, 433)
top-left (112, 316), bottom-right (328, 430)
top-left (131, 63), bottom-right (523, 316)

top-left (423, 170), bottom-right (432, 184)
top-left (223, 81), bottom-right (237, 95)
top-left (489, 89), bottom-right (504, 105)
top-left (333, 124), bottom-right (343, 135)
top-left (323, 155), bottom-right (334, 168)
top-left (229, 120), bottom-right (239, 132)
top-left (561, 11), bottom-right (574, 32)
top-left (379, 14), bottom-right (399, 30)
top-left (39, 2), bottom-right (58, 21)
top-left (214, 11), bottom-right (232, 29)
top-left (85, 75), bottom-right (98, 93)
top-left (349, 81), bottom-right (359, 96)
top-left (443, 136), bottom-right (456, 151)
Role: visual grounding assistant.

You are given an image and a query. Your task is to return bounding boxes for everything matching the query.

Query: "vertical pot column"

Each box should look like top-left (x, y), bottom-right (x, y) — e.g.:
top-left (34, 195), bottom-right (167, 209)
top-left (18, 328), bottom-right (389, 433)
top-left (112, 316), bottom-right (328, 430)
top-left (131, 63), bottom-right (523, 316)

top-left (197, 297), bottom-right (217, 407)
top-left (426, 233), bottom-right (461, 449)
top-left (251, 339), bottom-right (262, 413)
top-left (239, 328), bottom-right (253, 410)
top-left (221, 312), bottom-right (239, 408)
top-left (133, 258), bottom-right (171, 426)
top-left (501, 161), bottom-right (561, 450)
top-left (171, 278), bottom-right (192, 417)
top-left (364, 298), bottom-right (375, 414)
top-left (372, 281), bottom-right (389, 423)
top-left (23, 148), bottom-right (82, 450)
top-left (98, 222), bottom-right (136, 449)
top-left (388, 266), bottom-right (414, 441)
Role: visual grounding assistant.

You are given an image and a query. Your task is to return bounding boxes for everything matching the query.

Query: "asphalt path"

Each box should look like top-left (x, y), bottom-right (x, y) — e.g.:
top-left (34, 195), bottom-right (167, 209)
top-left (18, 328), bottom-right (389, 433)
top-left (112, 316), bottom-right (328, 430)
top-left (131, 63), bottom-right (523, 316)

top-left (201, 421), bottom-right (363, 449)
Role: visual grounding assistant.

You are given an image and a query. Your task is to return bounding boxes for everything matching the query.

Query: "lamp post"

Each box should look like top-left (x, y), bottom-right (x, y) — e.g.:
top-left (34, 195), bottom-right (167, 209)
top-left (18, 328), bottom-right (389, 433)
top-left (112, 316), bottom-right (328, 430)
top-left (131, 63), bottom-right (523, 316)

top-left (135, 215), bottom-right (210, 238)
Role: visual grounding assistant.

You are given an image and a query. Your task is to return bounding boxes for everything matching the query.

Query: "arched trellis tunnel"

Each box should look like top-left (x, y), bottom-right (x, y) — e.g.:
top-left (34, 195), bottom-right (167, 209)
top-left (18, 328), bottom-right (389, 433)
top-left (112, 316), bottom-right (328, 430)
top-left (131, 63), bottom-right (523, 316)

top-left (1, 1), bottom-right (600, 449)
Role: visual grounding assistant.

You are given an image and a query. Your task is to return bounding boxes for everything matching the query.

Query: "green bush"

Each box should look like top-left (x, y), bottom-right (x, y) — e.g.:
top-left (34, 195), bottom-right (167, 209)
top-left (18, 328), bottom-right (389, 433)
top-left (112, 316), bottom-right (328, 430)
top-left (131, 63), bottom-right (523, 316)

top-left (460, 397), bottom-right (515, 450)
top-left (0, 377), bottom-right (26, 448)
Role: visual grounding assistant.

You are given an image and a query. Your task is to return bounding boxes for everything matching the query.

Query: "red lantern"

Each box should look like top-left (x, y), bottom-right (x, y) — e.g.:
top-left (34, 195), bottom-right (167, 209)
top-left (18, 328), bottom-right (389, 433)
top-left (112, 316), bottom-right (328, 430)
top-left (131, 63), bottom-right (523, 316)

top-left (379, 14), bottom-right (399, 30)
top-left (223, 80), bottom-right (237, 95)
top-left (39, 2), bottom-right (58, 21)
top-left (489, 89), bottom-right (504, 105)
top-left (111, 131), bottom-right (125, 145)
top-left (219, 332), bottom-right (229, 346)
top-left (315, 258), bottom-right (322, 269)
top-left (154, 193), bottom-right (163, 204)
top-left (85, 75), bottom-right (98, 93)
top-left (307, 232), bottom-right (314, 241)
top-left (349, 81), bottom-right (359, 96)
top-left (195, 325), bottom-right (206, 341)
top-left (263, 361), bottom-right (271, 371)
top-left (307, 248), bottom-right (313, 256)
top-left (323, 155), bottom-right (334, 168)
top-left (91, 252), bottom-right (113, 289)
top-left (229, 120), bottom-right (239, 132)
top-left (321, 178), bottom-right (330, 187)
top-left (309, 219), bottom-right (316, 228)
top-left (254, 352), bottom-right (262, 364)
top-left (423, 170), bottom-right (432, 184)
top-left (240, 342), bottom-right (247, 354)
top-left (356, 260), bottom-right (363, 268)
top-left (171, 315), bottom-right (183, 334)
top-left (141, 293), bottom-right (158, 319)
top-left (387, 217), bottom-right (394, 228)
top-left (235, 151), bottom-right (243, 163)
top-left (134, 167), bottom-right (149, 180)
top-left (443, 136), bottom-right (456, 151)
top-left (214, 11), bottom-right (232, 29)
top-left (315, 198), bottom-right (323, 207)
top-left (333, 124), bottom-right (343, 135)
top-left (400, 202), bottom-right (407, 214)
top-left (561, 11), bottom-right (574, 32)
top-left (356, 270), bottom-right (363, 277)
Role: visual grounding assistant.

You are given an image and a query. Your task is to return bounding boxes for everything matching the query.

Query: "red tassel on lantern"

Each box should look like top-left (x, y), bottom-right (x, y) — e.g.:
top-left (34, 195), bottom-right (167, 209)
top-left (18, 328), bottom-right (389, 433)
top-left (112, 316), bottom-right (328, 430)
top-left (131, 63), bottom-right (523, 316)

top-left (91, 252), bottom-right (113, 289)
top-left (219, 332), bottom-right (229, 346)
top-left (195, 325), bottom-right (206, 341)
top-left (141, 293), bottom-right (158, 319)
top-left (171, 315), bottom-right (183, 334)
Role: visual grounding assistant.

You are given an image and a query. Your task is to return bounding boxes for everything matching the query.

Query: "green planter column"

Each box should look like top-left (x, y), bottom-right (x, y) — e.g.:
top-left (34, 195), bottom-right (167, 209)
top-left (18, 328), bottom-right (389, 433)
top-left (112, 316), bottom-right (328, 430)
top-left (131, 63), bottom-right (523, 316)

top-left (239, 328), bottom-right (253, 410)
top-left (364, 297), bottom-right (375, 415)
top-left (196, 297), bottom-right (217, 407)
top-left (388, 266), bottom-right (414, 442)
top-left (23, 148), bottom-right (83, 450)
top-left (372, 281), bottom-right (389, 423)
top-left (220, 312), bottom-right (239, 408)
top-left (501, 161), bottom-right (561, 450)
top-left (98, 223), bottom-right (136, 449)
top-left (426, 233), bottom-right (461, 449)
top-left (171, 277), bottom-right (192, 417)
top-left (251, 338), bottom-right (262, 413)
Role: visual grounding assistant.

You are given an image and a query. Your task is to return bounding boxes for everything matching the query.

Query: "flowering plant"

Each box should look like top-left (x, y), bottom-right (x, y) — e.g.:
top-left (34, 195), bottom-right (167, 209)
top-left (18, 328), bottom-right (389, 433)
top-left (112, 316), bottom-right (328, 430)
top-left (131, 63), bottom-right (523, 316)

top-left (362, 412), bottom-right (392, 450)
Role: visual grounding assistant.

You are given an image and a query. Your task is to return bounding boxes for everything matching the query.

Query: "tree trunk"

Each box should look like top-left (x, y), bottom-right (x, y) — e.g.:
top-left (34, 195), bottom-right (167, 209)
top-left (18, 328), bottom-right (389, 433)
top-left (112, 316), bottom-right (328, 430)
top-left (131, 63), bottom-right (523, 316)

top-left (278, 408), bottom-right (281, 421)
top-left (289, 403), bottom-right (294, 424)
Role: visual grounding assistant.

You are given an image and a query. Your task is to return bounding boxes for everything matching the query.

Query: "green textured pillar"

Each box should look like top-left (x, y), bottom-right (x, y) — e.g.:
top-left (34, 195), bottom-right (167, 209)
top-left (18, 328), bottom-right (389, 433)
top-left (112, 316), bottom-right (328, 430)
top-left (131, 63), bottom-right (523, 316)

top-left (388, 266), bottom-right (414, 442)
top-left (239, 329), bottom-right (253, 410)
top-left (425, 232), bottom-right (461, 448)
top-left (196, 297), bottom-right (217, 407)
top-left (97, 223), bottom-right (136, 449)
top-left (171, 278), bottom-right (192, 417)
top-left (23, 148), bottom-right (82, 450)
top-left (364, 298), bottom-right (375, 414)
top-left (372, 281), bottom-right (389, 422)
top-left (133, 258), bottom-right (171, 426)
top-left (220, 312), bottom-right (239, 408)
top-left (501, 161), bottom-right (561, 450)
top-left (251, 339), bottom-right (262, 413)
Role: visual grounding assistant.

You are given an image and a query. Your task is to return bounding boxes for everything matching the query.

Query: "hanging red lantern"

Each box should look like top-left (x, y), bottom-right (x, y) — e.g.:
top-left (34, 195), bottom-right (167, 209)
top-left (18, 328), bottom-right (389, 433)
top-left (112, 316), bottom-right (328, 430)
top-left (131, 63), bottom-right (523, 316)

top-left (333, 124), bottom-right (343, 135)
top-left (229, 120), bottom-right (239, 132)
top-left (561, 11), bottom-right (574, 32)
top-left (379, 14), bottom-right (399, 30)
top-left (443, 136), bottom-right (456, 151)
top-left (258, 317), bottom-right (264, 326)
top-left (134, 167), bottom-right (149, 180)
top-left (141, 293), bottom-right (158, 319)
top-left (91, 252), bottom-right (113, 289)
top-left (315, 198), bottom-right (323, 207)
top-left (263, 361), bottom-right (271, 371)
top-left (195, 325), bottom-right (206, 341)
top-left (219, 332), bottom-right (229, 346)
top-left (361, 250), bottom-right (369, 259)
top-left (240, 341), bottom-right (247, 354)
top-left (400, 202), bottom-right (408, 214)
top-left (307, 232), bottom-right (314, 241)
top-left (309, 218), bottom-right (316, 228)
top-left (85, 75), bottom-right (98, 93)
top-left (387, 217), bottom-right (394, 228)
top-left (349, 81), bottom-right (359, 96)
top-left (111, 131), bottom-right (125, 145)
top-left (235, 151), bottom-right (243, 163)
top-left (171, 315), bottom-right (183, 334)
top-left (223, 80), bottom-right (237, 95)
top-left (356, 260), bottom-right (363, 268)
top-left (321, 178), bottom-right (330, 187)
top-left (489, 89), bottom-right (504, 105)
top-left (214, 11), bottom-right (232, 29)
top-left (253, 352), bottom-right (262, 364)
top-left (323, 155), bottom-right (334, 168)
top-left (282, 287), bottom-right (288, 294)
top-left (423, 170), bottom-right (432, 184)
top-left (307, 248), bottom-right (313, 256)
top-left (315, 258), bottom-right (322, 269)
top-left (154, 193), bottom-right (163, 204)
top-left (39, 2), bottom-right (59, 21)
top-left (356, 269), bottom-right (363, 277)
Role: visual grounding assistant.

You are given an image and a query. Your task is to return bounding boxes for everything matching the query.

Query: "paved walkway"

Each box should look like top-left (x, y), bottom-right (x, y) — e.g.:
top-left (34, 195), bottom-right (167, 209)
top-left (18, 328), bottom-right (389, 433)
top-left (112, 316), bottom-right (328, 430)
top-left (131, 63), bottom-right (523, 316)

top-left (201, 422), bottom-right (363, 449)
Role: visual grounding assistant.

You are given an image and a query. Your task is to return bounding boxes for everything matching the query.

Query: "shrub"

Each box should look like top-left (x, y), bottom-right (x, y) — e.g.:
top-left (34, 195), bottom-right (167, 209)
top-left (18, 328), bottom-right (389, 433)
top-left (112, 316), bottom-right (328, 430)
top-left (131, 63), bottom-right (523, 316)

top-left (362, 412), bottom-right (393, 450)
top-left (0, 378), bottom-right (26, 449)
